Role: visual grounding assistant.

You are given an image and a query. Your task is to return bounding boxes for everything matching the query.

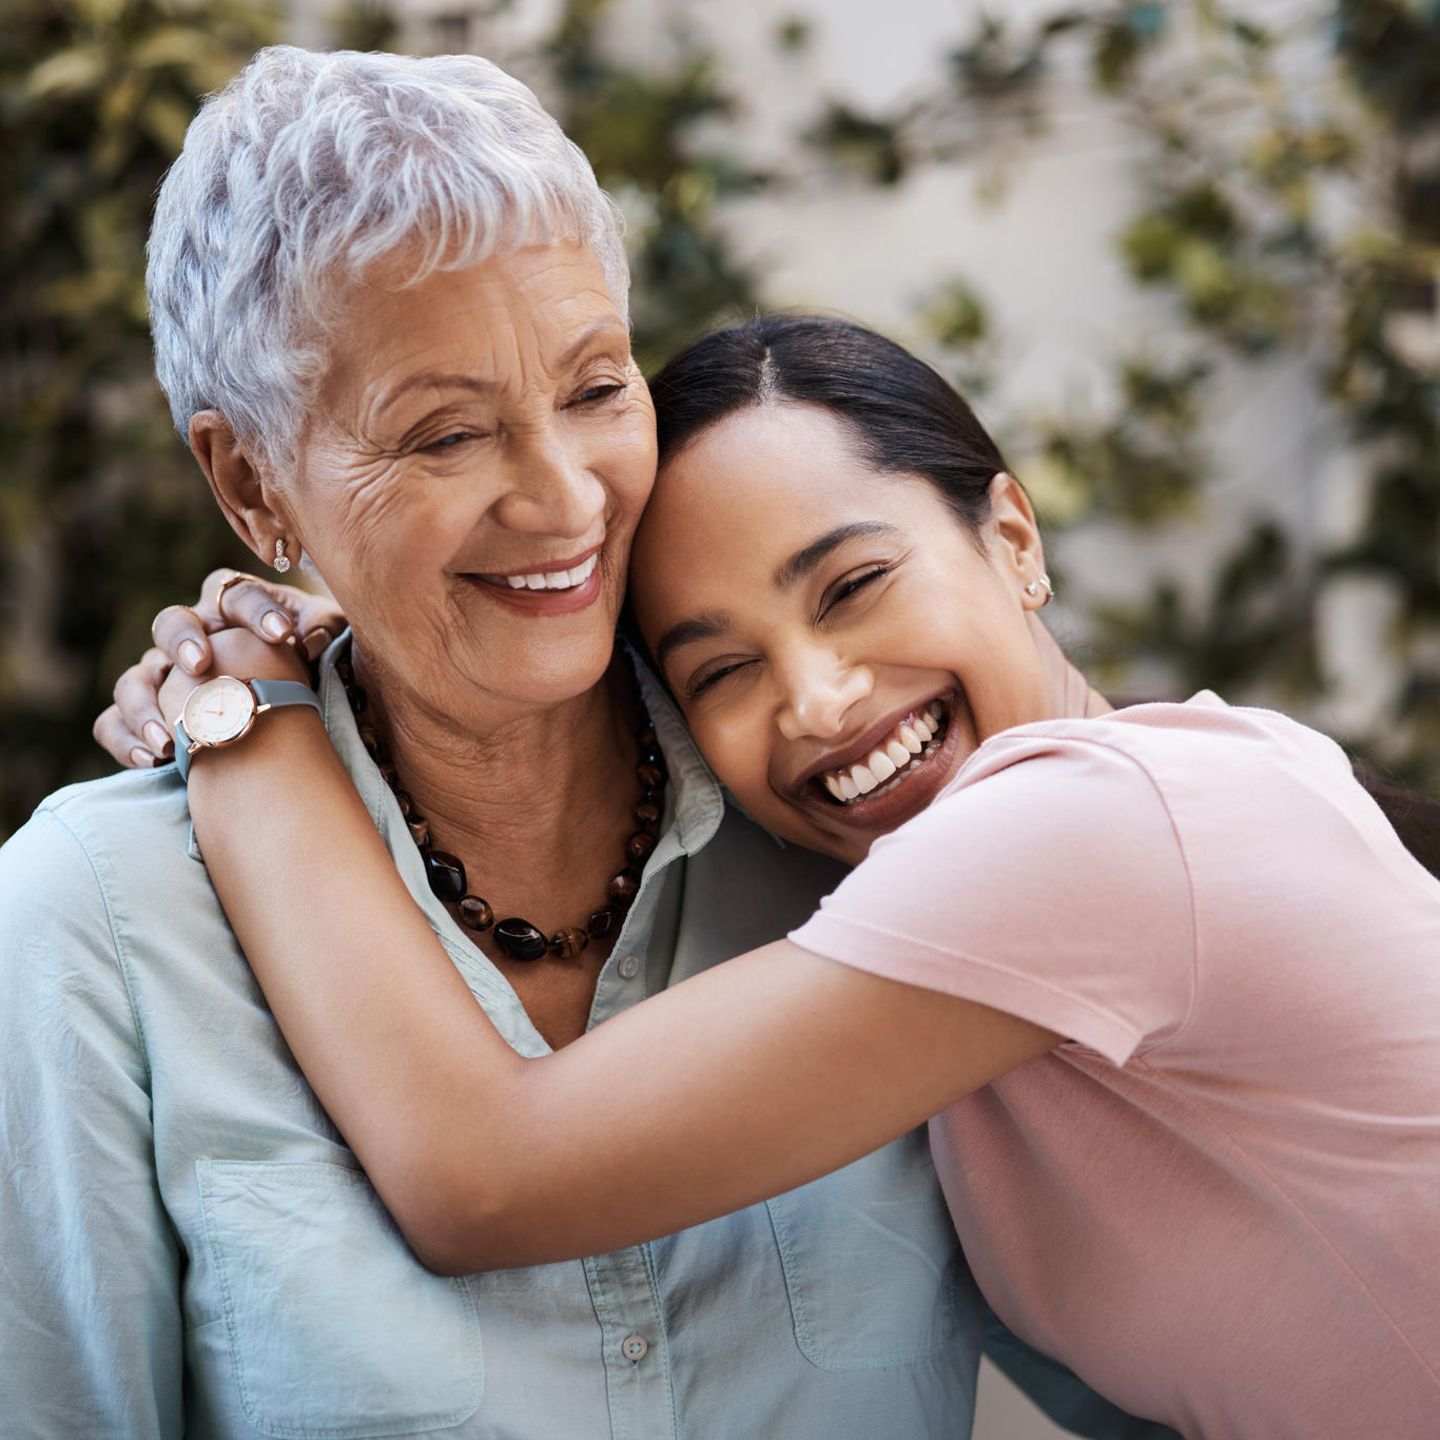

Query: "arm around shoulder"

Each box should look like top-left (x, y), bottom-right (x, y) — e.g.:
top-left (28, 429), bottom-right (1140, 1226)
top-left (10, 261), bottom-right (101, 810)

top-left (0, 807), bottom-right (184, 1438)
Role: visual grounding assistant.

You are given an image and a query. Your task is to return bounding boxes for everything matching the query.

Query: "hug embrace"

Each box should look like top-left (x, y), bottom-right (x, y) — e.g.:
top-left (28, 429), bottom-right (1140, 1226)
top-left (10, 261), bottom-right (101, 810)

top-left (3, 45), bottom-right (1437, 1440)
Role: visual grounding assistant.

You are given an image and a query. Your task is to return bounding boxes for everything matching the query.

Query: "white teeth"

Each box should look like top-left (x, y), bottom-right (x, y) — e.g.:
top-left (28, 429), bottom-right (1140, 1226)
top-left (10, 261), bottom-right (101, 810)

top-left (819, 701), bottom-right (951, 805)
top-left (497, 554), bottom-right (599, 591)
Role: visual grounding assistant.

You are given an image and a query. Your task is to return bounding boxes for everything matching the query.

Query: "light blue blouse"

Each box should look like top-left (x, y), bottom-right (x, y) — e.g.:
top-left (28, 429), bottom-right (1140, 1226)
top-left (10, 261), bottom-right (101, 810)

top-left (0, 645), bottom-right (1172, 1440)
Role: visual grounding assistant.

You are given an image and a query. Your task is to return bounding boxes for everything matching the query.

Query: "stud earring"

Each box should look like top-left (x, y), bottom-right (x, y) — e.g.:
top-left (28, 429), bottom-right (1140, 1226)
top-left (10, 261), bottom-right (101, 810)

top-left (1025, 573), bottom-right (1055, 606)
top-left (273, 537), bottom-right (291, 574)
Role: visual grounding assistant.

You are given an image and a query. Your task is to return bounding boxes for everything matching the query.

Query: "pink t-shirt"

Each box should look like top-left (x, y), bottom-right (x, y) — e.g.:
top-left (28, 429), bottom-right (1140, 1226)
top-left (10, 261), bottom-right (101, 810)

top-left (790, 694), bottom-right (1440, 1438)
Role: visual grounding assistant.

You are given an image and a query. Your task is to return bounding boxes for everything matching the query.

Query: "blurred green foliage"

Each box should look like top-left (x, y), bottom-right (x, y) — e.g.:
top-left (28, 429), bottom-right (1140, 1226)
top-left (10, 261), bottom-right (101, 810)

top-left (1, 0), bottom-right (277, 836)
top-left (1, 0), bottom-right (1436, 837)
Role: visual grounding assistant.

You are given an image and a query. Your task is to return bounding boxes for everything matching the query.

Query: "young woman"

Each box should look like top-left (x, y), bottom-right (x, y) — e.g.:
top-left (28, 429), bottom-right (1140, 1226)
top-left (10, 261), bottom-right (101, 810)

top-left (150, 316), bottom-right (1439, 1436)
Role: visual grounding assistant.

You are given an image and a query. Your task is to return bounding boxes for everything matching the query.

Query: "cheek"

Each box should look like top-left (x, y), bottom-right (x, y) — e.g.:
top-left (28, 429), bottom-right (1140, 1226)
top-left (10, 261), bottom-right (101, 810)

top-left (297, 462), bottom-right (465, 625)
top-left (684, 704), bottom-right (760, 789)
top-left (600, 406), bottom-right (659, 530)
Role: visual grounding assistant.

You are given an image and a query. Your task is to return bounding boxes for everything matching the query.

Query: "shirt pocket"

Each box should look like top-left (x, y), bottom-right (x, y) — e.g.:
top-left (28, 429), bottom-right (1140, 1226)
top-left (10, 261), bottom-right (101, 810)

top-left (764, 1133), bottom-right (977, 1371)
top-left (197, 1159), bottom-right (483, 1439)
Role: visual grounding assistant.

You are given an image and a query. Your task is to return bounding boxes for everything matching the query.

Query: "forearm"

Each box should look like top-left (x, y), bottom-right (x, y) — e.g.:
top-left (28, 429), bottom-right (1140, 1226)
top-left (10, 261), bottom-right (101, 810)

top-left (189, 712), bottom-right (1056, 1274)
top-left (186, 712), bottom-right (531, 1268)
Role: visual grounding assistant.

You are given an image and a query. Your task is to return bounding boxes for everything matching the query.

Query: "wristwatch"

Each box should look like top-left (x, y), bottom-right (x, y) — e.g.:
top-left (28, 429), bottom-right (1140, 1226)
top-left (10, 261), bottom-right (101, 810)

top-left (173, 676), bottom-right (323, 782)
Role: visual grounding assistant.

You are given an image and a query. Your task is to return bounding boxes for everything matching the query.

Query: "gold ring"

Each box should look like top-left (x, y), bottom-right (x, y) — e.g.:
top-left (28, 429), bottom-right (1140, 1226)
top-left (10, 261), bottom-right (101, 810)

top-left (213, 571), bottom-right (265, 623)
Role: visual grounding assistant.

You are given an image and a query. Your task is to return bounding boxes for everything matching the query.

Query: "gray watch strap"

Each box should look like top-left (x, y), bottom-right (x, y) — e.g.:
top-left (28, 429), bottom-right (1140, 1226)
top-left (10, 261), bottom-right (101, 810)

top-left (174, 679), bottom-right (322, 782)
top-left (250, 678), bottom-right (324, 716)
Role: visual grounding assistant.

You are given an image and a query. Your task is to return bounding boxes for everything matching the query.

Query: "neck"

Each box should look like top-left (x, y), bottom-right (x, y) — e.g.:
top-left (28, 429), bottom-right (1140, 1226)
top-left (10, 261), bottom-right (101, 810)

top-left (1030, 615), bottom-right (1112, 721)
top-left (350, 639), bottom-right (639, 927)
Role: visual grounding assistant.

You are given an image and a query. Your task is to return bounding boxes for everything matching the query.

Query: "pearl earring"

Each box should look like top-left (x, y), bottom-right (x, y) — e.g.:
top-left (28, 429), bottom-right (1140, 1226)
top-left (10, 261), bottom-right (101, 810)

top-left (273, 537), bottom-right (291, 574)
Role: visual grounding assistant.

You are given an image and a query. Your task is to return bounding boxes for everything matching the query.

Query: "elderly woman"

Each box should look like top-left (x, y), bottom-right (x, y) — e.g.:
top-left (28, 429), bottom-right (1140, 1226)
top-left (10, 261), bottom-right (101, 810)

top-left (0, 46), bottom-right (1165, 1440)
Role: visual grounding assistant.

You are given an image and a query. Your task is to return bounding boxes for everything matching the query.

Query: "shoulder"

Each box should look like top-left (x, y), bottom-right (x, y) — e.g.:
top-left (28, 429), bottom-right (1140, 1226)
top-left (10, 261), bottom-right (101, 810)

top-left (796, 720), bottom-right (1200, 1065)
top-left (0, 767), bottom-right (197, 987)
top-left (885, 713), bottom-right (1188, 867)
top-left (4, 766), bottom-right (195, 895)
top-left (939, 693), bottom-right (1344, 833)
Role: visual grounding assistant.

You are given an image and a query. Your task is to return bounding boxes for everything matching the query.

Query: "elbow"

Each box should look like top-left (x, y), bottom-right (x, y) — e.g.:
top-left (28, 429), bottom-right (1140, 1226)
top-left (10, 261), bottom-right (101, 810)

top-left (405, 1229), bottom-right (489, 1280)
top-left (382, 1160), bottom-right (532, 1277)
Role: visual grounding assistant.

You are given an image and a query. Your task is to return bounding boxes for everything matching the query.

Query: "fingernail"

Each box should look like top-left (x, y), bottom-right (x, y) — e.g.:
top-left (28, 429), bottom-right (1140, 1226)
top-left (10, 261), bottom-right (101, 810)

top-left (143, 721), bottom-right (171, 756)
top-left (262, 611), bottom-right (290, 640)
top-left (129, 747), bottom-right (155, 769)
top-left (303, 629), bottom-right (331, 660)
top-left (179, 639), bottom-right (205, 672)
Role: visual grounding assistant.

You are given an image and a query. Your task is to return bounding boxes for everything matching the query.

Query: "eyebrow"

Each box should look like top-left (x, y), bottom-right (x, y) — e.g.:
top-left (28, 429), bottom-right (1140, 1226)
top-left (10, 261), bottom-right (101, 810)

top-left (556, 317), bottom-right (630, 370)
top-left (378, 319), bottom-right (630, 414)
top-left (654, 612), bottom-right (733, 680)
top-left (772, 521), bottom-right (900, 591)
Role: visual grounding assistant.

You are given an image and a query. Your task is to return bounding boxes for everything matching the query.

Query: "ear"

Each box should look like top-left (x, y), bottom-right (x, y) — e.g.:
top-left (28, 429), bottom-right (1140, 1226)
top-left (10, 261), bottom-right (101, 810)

top-left (188, 410), bottom-right (289, 564)
top-left (986, 472), bottom-right (1047, 597)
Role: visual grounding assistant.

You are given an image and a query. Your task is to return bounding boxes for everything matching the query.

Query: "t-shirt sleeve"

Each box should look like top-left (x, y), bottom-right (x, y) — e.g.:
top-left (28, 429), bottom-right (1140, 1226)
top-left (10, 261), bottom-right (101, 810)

top-left (789, 732), bottom-right (1197, 1066)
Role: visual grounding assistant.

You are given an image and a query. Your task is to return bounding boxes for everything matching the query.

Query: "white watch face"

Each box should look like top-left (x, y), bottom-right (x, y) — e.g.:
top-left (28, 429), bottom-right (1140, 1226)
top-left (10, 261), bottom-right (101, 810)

top-left (182, 675), bottom-right (257, 747)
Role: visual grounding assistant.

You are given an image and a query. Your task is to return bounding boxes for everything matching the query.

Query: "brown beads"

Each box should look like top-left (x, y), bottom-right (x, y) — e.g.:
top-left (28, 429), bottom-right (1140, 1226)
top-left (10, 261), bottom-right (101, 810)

top-left (548, 926), bottom-right (590, 960)
top-left (458, 896), bottom-right (494, 932)
top-left (424, 850), bottom-right (467, 904)
top-left (339, 637), bottom-right (664, 964)
top-left (608, 868), bottom-right (640, 906)
top-left (494, 918), bottom-right (548, 961)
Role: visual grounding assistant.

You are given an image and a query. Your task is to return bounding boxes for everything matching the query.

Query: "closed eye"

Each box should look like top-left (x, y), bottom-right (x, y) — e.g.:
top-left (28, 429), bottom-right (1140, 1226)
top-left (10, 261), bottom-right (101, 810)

top-left (686, 659), bottom-right (754, 701)
top-left (421, 431), bottom-right (482, 453)
top-left (820, 565), bottom-right (891, 619)
top-left (571, 382), bottom-right (627, 407)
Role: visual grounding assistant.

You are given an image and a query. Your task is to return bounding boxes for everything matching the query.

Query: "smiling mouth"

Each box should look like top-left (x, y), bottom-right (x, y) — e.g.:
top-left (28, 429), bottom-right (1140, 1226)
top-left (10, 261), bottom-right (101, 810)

top-left (815, 698), bottom-right (951, 806)
top-left (472, 552), bottom-right (599, 593)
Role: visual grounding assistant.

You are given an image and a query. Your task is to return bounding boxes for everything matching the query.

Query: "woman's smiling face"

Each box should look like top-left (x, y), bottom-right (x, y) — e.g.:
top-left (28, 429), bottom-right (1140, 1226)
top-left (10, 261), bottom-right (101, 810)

top-left (279, 241), bottom-right (657, 721)
top-left (630, 402), bottom-right (1056, 865)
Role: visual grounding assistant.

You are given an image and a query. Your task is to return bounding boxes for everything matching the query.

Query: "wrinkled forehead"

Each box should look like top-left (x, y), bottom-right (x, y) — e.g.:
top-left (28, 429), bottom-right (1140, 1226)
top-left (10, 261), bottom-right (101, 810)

top-left (316, 240), bottom-right (628, 412)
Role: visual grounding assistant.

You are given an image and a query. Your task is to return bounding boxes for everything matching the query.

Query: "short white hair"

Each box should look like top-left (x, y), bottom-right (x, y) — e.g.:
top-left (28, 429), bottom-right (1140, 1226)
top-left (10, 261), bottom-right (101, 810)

top-left (147, 46), bottom-right (629, 463)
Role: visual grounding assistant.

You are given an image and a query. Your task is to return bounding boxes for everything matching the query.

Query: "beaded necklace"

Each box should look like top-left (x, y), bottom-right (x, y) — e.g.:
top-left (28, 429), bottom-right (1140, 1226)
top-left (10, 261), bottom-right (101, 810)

top-left (336, 643), bottom-right (666, 962)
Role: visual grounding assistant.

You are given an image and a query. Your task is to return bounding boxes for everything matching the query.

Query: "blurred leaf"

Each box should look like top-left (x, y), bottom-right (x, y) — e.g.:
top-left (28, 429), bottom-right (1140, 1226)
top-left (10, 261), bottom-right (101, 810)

top-left (804, 100), bottom-right (908, 186)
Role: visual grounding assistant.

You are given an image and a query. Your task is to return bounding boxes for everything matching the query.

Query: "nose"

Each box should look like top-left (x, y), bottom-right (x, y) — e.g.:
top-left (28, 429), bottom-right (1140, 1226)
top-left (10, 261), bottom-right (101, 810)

top-left (493, 427), bottom-right (606, 540)
top-left (775, 646), bottom-right (872, 743)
